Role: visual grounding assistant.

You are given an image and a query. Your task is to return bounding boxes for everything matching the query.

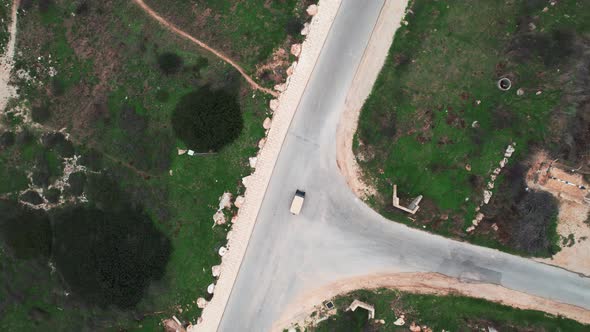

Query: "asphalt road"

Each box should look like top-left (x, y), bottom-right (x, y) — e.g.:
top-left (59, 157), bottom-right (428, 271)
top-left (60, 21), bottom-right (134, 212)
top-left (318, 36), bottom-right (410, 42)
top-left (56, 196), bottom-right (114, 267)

top-left (218, 0), bottom-right (590, 330)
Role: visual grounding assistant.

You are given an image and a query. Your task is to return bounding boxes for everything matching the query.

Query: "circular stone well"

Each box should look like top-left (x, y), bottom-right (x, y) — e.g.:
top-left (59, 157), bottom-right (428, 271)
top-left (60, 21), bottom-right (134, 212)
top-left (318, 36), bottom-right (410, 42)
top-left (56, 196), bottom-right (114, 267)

top-left (497, 77), bottom-right (511, 91)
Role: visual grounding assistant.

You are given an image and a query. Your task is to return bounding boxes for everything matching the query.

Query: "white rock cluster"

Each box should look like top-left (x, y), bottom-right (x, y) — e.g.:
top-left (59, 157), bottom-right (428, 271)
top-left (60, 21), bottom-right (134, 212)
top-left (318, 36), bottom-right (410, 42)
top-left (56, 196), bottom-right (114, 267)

top-left (466, 143), bottom-right (516, 233)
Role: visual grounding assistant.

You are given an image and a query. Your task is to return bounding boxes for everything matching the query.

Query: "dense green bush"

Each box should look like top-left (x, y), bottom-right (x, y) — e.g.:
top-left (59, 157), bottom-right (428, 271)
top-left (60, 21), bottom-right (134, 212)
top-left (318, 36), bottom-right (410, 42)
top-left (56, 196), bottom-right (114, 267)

top-left (0, 200), bottom-right (52, 259)
top-left (171, 87), bottom-right (243, 152)
top-left (157, 52), bottom-right (183, 75)
top-left (52, 205), bottom-right (171, 308)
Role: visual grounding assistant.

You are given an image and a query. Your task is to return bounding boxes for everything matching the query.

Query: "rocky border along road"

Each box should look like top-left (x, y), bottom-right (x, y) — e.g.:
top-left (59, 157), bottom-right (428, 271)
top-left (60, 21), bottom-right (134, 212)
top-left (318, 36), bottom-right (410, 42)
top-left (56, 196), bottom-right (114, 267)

top-left (335, 0), bottom-right (409, 199)
top-left (193, 1), bottom-right (343, 330)
top-left (277, 272), bottom-right (590, 330)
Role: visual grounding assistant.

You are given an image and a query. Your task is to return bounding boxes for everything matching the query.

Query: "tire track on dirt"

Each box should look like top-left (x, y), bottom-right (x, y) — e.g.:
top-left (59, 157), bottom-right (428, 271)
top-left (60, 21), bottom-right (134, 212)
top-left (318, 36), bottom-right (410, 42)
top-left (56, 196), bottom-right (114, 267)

top-left (131, 0), bottom-right (278, 97)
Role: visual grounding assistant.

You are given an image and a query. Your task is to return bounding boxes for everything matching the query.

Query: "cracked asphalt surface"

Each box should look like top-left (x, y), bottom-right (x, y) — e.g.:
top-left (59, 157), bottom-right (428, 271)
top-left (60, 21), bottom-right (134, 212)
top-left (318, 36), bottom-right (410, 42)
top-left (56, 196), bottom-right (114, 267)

top-left (218, 0), bottom-right (590, 330)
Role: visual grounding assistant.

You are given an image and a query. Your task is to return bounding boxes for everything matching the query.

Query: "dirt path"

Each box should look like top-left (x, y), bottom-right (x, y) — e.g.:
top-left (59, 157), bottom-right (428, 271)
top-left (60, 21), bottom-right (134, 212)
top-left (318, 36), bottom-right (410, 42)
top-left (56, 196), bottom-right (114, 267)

top-left (0, 0), bottom-right (20, 114)
top-left (335, 0), bottom-right (408, 199)
top-left (131, 0), bottom-right (278, 97)
top-left (277, 272), bottom-right (590, 330)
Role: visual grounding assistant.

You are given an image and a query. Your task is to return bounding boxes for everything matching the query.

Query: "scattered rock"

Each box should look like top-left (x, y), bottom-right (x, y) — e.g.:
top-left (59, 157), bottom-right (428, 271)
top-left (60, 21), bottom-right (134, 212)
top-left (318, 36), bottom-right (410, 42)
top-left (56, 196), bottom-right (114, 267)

top-left (234, 196), bottom-right (245, 208)
top-left (483, 190), bottom-right (493, 204)
top-left (258, 138), bottom-right (267, 149)
top-left (394, 317), bottom-right (405, 326)
top-left (196, 298), bottom-right (208, 309)
top-left (528, 22), bottom-right (536, 31)
top-left (465, 164), bottom-right (472, 171)
top-left (542, 7), bottom-right (549, 12)
top-left (218, 192), bottom-right (232, 210)
top-left (242, 175), bottom-right (252, 188)
top-left (169, 170), bottom-right (173, 176)
top-left (505, 144), bottom-right (515, 158)
top-left (226, 230), bottom-right (232, 240)
top-left (476, 100), bottom-right (481, 105)
top-left (212, 265), bottom-right (221, 277)
top-left (286, 62), bottom-right (297, 76)
top-left (471, 120), bottom-right (479, 128)
top-left (493, 167), bottom-right (501, 175)
top-left (269, 99), bottom-right (279, 112)
top-left (231, 216), bottom-right (238, 223)
top-left (290, 44), bottom-right (302, 57)
top-left (213, 211), bottom-right (226, 225)
top-left (177, 148), bottom-right (187, 155)
top-left (517, 88), bottom-right (524, 96)
top-left (300, 22), bottom-right (310, 35)
top-left (466, 226), bottom-right (476, 233)
top-left (476, 212), bottom-right (485, 222)
top-left (263, 117), bottom-right (272, 130)
top-left (249, 157), bottom-right (257, 168)
top-left (274, 83), bottom-right (286, 92)
top-left (536, 90), bottom-right (542, 95)
top-left (207, 283), bottom-right (215, 294)
top-left (410, 322), bottom-right (421, 332)
top-left (487, 181), bottom-right (494, 189)
top-left (306, 4), bottom-right (318, 16)
top-left (499, 157), bottom-right (508, 168)
top-left (490, 174), bottom-right (497, 181)
top-left (472, 219), bottom-right (479, 226)
top-left (491, 223), bottom-right (499, 231)
top-left (218, 246), bottom-right (227, 256)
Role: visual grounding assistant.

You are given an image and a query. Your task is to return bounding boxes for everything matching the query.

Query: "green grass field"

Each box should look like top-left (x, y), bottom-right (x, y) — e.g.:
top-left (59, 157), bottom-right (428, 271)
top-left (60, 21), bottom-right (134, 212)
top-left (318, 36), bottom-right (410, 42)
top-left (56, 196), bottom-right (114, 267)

top-left (143, 0), bottom-right (312, 74)
top-left (314, 289), bottom-right (588, 332)
top-left (0, 0), bottom-right (274, 330)
top-left (356, 0), bottom-right (590, 253)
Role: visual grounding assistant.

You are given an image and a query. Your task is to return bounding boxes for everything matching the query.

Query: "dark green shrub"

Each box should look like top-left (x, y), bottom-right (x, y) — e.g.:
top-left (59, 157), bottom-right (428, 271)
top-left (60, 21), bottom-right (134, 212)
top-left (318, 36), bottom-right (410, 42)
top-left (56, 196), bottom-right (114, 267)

top-left (0, 200), bottom-right (52, 259)
top-left (0, 131), bottom-right (15, 148)
top-left (31, 105), bottom-right (51, 123)
top-left (157, 52), bottom-right (183, 75)
top-left (44, 188), bottom-right (61, 203)
top-left (172, 86), bottom-right (243, 152)
top-left (52, 205), bottom-right (171, 308)
top-left (285, 18), bottom-right (304, 36)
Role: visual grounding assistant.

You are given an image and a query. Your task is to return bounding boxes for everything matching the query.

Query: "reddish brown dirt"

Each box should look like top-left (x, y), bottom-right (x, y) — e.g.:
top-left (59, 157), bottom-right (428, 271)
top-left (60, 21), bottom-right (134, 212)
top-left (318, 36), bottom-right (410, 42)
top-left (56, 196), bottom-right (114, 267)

top-left (131, 0), bottom-right (278, 97)
top-left (277, 272), bottom-right (590, 331)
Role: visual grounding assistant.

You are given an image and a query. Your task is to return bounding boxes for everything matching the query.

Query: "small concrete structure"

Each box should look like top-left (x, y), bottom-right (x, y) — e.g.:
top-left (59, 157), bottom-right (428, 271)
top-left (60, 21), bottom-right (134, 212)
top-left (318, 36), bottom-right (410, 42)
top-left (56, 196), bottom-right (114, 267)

top-left (346, 299), bottom-right (375, 320)
top-left (392, 184), bottom-right (422, 214)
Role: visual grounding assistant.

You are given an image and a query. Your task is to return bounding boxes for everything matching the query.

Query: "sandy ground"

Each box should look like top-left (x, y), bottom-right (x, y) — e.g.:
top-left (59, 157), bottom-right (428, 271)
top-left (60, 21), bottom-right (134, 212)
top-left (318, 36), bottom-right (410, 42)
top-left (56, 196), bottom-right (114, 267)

top-left (0, 0), bottom-right (19, 115)
top-left (193, 1), bottom-right (343, 330)
top-left (131, 0), bottom-right (277, 97)
top-left (335, 0), bottom-right (409, 199)
top-left (278, 272), bottom-right (590, 330)
top-left (527, 152), bottom-right (590, 276)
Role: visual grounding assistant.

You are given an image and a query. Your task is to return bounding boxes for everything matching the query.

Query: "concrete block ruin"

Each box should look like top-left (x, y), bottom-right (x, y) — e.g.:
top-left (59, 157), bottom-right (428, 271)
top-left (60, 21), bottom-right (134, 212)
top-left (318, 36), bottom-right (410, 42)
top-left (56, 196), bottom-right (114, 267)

top-left (392, 184), bottom-right (422, 214)
top-left (346, 299), bottom-right (375, 320)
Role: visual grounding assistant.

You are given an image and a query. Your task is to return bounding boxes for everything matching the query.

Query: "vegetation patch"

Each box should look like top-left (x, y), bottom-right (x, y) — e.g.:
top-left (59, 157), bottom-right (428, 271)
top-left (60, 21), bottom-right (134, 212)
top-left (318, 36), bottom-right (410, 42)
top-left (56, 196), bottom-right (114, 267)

top-left (52, 204), bottom-right (171, 308)
top-left (172, 86), bottom-right (243, 152)
top-left (356, 0), bottom-right (590, 254)
top-left (157, 51), bottom-right (183, 75)
top-left (314, 289), bottom-right (589, 332)
top-left (1, 0), bottom-right (271, 329)
top-left (142, 0), bottom-right (315, 85)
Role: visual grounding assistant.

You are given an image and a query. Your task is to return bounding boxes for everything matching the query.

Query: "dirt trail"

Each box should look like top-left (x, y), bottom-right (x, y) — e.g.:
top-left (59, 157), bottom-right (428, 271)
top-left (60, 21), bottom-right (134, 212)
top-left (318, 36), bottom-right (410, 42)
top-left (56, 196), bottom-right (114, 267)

top-left (131, 0), bottom-right (278, 97)
top-left (276, 272), bottom-right (590, 330)
top-left (0, 0), bottom-right (20, 114)
top-left (336, 0), bottom-right (408, 199)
